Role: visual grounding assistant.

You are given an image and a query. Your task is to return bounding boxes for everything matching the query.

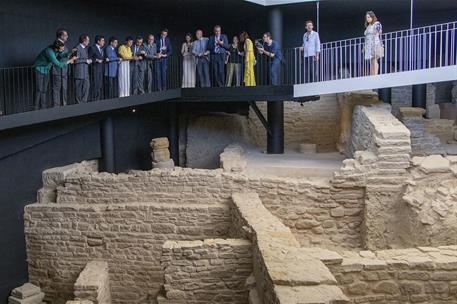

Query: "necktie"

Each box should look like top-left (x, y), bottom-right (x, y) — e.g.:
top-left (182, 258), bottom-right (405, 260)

top-left (215, 36), bottom-right (220, 53)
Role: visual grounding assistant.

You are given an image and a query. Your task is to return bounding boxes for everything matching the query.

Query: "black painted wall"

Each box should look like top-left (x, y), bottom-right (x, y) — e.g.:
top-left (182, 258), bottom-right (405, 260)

top-left (1, 0), bottom-right (456, 67)
top-left (0, 103), bottom-right (169, 302)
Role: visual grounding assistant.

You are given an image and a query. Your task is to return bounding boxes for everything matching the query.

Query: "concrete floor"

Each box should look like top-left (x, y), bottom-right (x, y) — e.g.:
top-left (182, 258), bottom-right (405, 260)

top-left (244, 149), bottom-right (346, 180)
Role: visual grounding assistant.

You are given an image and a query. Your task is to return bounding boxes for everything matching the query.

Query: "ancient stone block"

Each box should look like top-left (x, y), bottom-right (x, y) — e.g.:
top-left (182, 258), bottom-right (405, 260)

top-left (10, 283), bottom-right (41, 299)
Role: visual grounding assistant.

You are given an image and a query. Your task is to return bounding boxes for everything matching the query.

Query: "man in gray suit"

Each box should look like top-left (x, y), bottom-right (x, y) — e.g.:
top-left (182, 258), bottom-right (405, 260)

top-left (51, 28), bottom-right (70, 106)
top-left (74, 34), bottom-right (92, 103)
top-left (131, 36), bottom-right (146, 95)
top-left (143, 34), bottom-right (157, 93)
top-left (192, 29), bottom-right (210, 88)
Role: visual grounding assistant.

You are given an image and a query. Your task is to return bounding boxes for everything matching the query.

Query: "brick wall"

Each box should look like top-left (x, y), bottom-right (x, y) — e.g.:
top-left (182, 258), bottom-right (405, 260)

top-left (24, 202), bottom-right (230, 304)
top-left (158, 239), bottom-right (252, 304)
top-left (247, 96), bottom-right (340, 152)
top-left (328, 247), bottom-right (457, 303)
top-left (74, 261), bottom-right (111, 304)
top-left (230, 193), bottom-right (348, 304)
top-left (56, 168), bottom-right (365, 250)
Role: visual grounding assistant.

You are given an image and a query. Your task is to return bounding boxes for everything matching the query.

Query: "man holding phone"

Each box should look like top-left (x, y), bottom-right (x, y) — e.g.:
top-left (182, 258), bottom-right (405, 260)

top-left (208, 25), bottom-right (229, 87)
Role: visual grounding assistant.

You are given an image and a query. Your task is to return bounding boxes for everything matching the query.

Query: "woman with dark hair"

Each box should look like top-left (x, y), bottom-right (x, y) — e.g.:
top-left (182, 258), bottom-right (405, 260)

top-left (118, 36), bottom-right (134, 97)
top-left (181, 33), bottom-right (196, 88)
top-left (225, 35), bottom-right (243, 87)
top-left (240, 31), bottom-right (255, 86)
top-left (364, 10), bottom-right (384, 76)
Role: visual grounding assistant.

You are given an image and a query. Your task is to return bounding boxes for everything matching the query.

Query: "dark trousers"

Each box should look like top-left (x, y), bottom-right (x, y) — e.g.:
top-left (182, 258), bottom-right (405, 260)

top-left (75, 78), bottom-right (90, 103)
top-left (155, 58), bottom-right (168, 91)
top-left (270, 61), bottom-right (281, 86)
top-left (145, 61), bottom-right (155, 93)
top-left (196, 59), bottom-right (210, 88)
top-left (52, 71), bottom-right (67, 106)
top-left (304, 57), bottom-right (317, 83)
top-left (132, 62), bottom-right (145, 95)
top-left (104, 76), bottom-right (117, 99)
top-left (92, 66), bottom-right (104, 100)
top-left (34, 71), bottom-right (49, 110)
top-left (211, 53), bottom-right (225, 87)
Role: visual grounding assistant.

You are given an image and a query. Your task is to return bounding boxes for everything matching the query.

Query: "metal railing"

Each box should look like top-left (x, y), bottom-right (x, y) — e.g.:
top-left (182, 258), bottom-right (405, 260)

top-left (0, 21), bottom-right (456, 115)
top-left (293, 20), bottom-right (457, 83)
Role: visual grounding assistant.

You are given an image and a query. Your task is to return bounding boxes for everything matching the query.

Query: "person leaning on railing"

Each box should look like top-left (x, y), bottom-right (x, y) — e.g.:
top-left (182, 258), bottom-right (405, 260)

top-left (33, 40), bottom-right (77, 110)
top-left (104, 37), bottom-right (120, 99)
top-left (257, 32), bottom-right (282, 86)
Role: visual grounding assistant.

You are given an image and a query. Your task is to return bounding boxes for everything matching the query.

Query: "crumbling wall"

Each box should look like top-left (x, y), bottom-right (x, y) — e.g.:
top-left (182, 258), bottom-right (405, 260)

top-left (247, 97), bottom-right (340, 152)
top-left (25, 199), bottom-right (230, 303)
top-left (186, 113), bottom-right (250, 169)
top-left (335, 104), bottom-right (412, 249)
top-left (230, 193), bottom-right (349, 304)
top-left (56, 168), bottom-right (365, 251)
top-left (402, 155), bottom-right (457, 247)
top-left (74, 261), bottom-right (111, 304)
top-left (328, 247), bottom-right (457, 303)
top-left (158, 239), bottom-right (252, 304)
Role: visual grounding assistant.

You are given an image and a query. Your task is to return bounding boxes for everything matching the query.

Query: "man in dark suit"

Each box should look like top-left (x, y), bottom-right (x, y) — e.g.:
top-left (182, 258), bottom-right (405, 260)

top-left (88, 35), bottom-right (105, 100)
top-left (51, 28), bottom-right (70, 106)
top-left (143, 34), bottom-right (157, 93)
top-left (156, 28), bottom-right (172, 91)
top-left (74, 34), bottom-right (92, 103)
top-left (208, 25), bottom-right (229, 87)
top-left (131, 36), bottom-right (146, 95)
top-left (104, 37), bottom-right (119, 98)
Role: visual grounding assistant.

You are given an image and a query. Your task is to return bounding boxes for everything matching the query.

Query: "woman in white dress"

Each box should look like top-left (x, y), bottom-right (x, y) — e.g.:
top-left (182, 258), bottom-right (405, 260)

top-left (181, 33), bottom-right (196, 88)
top-left (364, 11), bottom-right (383, 76)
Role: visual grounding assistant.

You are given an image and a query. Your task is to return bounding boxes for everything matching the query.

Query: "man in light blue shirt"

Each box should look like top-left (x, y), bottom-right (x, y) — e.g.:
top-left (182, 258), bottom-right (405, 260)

top-left (300, 20), bottom-right (321, 83)
top-left (192, 29), bottom-right (210, 88)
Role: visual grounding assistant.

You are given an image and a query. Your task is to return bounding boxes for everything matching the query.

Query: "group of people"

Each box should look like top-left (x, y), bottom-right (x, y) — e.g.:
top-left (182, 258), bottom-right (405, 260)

top-left (181, 26), bottom-right (281, 88)
top-left (32, 11), bottom-right (383, 110)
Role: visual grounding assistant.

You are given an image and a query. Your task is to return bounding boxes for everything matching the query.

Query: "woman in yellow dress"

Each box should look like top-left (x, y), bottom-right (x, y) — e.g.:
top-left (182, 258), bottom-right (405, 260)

top-left (240, 31), bottom-right (256, 86)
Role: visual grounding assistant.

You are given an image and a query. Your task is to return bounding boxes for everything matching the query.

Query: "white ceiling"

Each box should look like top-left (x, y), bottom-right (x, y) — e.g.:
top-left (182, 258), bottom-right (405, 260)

top-left (244, 0), bottom-right (317, 6)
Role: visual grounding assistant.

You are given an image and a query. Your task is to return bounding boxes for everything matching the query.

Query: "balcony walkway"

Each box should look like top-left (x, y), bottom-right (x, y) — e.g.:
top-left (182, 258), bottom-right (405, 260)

top-left (293, 65), bottom-right (457, 98)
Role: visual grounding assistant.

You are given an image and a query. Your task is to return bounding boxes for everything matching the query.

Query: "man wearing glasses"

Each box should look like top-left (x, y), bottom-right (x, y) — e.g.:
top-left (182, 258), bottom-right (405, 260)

top-left (300, 20), bottom-right (321, 83)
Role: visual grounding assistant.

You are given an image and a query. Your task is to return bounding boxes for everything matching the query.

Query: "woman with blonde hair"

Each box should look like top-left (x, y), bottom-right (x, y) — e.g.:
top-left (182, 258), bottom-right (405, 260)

top-left (240, 31), bottom-right (256, 86)
top-left (364, 11), bottom-right (383, 76)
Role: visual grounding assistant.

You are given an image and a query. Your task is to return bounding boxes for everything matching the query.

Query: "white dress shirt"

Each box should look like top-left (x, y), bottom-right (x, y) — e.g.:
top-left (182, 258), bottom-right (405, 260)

top-left (302, 31), bottom-right (321, 58)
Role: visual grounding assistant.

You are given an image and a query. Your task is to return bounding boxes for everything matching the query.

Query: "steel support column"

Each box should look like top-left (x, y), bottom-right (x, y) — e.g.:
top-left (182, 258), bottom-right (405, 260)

top-left (269, 7), bottom-right (283, 47)
top-left (412, 84), bottom-right (427, 109)
top-left (267, 101), bottom-right (284, 154)
top-left (378, 88), bottom-right (392, 104)
top-left (168, 102), bottom-right (179, 165)
top-left (100, 117), bottom-right (115, 173)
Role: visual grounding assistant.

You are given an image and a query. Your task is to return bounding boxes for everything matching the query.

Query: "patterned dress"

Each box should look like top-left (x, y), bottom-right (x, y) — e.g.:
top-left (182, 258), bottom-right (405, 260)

top-left (364, 21), bottom-right (383, 60)
top-left (243, 38), bottom-right (256, 86)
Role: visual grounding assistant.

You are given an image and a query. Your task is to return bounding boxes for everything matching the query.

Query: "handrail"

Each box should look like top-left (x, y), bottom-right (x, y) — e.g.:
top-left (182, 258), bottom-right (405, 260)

top-left (0, 20), bottom-right (456, 116)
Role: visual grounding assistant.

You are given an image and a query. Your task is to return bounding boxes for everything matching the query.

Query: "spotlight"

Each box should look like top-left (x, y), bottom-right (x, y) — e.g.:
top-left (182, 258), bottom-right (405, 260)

top-left (132, 108), bottom-right (136, 113)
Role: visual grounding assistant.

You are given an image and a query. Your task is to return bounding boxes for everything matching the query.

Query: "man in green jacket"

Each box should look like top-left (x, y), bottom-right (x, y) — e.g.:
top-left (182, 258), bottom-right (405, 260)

top-left (33, 40), bottom-right (77, 110)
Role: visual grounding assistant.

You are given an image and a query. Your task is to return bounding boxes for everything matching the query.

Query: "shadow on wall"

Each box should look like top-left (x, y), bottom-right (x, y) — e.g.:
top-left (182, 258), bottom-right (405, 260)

top-left (185, 112), bottom-right (250, 169)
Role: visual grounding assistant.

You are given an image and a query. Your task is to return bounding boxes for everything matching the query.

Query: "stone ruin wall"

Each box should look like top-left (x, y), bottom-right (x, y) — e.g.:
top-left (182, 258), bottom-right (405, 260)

top-left (158, 239), bottom-right (252, 304)
top-left (329, 247), bottom-right (457, 304)
top-left (247, 96), bottom-right (341, 152)
top-left (54, 167), bottom-right (365, 251)
top-left (23, 99), bottom-right (457, 304)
